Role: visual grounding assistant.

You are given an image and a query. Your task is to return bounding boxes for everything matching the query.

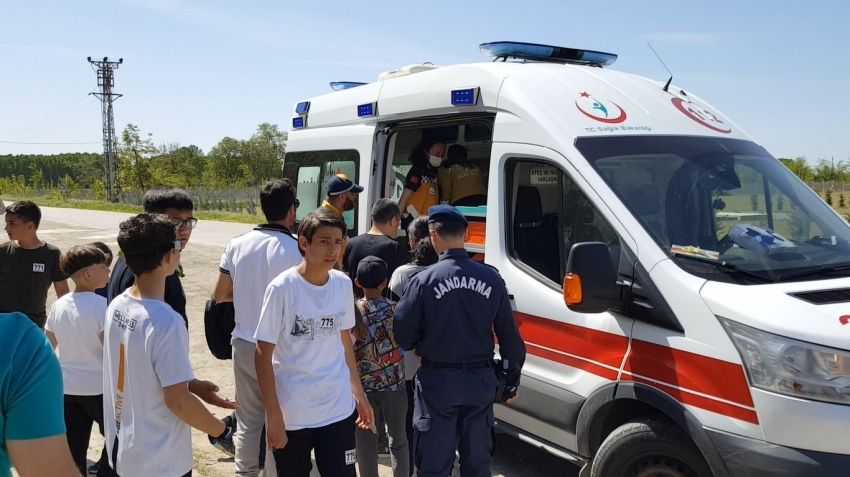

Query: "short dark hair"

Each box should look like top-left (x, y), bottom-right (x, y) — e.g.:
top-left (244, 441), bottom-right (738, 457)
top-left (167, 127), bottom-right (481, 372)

top-left (6, 201), bottom-right (41, 228)
top-left (260, 179), bottom-right (297, 222)
top-left (447, 144), bottom-right (468, 162)
top-left (430, 219), bottom-right (466, 240)
top-left (60, 245), bottom-right (108, 277)
top-left (118, 213), bottom-right (177, 276)
top-left (407, 216), bottom-right (431, 243)
top-left (411, 237), bottom-right (438, 266)
top-left (143, 186), bottom-right (193, 214)
top-left (371, 199), bottom-right (400, 225)
top-left (88, 241), bottom-right (114, 267)
top-left (296, 208), bottom-right (347, 257)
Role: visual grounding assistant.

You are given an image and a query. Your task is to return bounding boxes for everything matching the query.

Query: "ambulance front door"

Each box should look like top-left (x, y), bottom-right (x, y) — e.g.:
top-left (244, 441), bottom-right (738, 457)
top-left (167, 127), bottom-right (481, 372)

top-left (486, 142), bottom-right (636, 453)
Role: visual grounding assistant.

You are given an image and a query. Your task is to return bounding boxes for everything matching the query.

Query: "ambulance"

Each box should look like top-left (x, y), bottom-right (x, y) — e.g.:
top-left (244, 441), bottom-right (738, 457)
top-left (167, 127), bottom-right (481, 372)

top-left (283, 41), bottom-right (850, 476)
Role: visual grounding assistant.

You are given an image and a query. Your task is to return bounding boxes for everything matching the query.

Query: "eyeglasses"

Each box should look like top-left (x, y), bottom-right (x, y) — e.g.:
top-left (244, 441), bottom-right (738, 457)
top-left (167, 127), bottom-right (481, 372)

top-left (171, 240), bottom-right (183, 252)
top-left (170, 217), bottom-right (198, 229)
top-left (294, 199), bottom-right (300, 209)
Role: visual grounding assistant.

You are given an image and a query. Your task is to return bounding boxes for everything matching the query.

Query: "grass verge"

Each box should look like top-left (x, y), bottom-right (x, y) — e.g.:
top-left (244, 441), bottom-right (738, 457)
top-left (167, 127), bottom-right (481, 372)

top-left (6, 196), bottom-right (260, 225)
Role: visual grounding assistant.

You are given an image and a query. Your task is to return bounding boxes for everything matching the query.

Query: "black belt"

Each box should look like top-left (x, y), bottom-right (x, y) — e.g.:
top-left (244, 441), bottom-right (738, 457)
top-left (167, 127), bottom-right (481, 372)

top-left (420, 358), bottom-right (492, 370)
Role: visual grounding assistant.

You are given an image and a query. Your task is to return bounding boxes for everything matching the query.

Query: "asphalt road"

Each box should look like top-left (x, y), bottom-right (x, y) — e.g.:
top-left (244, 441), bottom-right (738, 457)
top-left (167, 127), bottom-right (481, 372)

top-left (31, 206), bottom-right (577, 477)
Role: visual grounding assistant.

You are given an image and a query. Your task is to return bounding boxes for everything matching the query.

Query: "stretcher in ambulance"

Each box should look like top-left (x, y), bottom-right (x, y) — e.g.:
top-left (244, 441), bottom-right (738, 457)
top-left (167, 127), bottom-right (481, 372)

top-left (283, 41), bottom-right (850, 477)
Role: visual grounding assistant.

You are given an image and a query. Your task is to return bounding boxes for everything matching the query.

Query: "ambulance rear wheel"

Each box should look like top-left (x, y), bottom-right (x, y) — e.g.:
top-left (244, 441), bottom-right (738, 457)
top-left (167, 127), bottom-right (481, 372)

top-left (590, 419), bottom-right (712, 477)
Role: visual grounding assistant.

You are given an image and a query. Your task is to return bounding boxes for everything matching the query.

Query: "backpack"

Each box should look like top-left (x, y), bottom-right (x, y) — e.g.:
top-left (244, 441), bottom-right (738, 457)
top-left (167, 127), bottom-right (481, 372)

top-left (204, 295), bottom-right (235, 360)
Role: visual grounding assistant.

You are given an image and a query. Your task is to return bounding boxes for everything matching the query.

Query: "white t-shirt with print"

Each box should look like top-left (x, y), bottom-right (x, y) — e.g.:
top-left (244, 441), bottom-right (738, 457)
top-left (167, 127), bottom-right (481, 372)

top-left (254, 268), bottom-right (356, 431)
top-left (219, 226), bottom-right (302, 344)
top-left (102, 291), bottom-right (195, 477)
top-left (45, 292), bottom-right (107, 396)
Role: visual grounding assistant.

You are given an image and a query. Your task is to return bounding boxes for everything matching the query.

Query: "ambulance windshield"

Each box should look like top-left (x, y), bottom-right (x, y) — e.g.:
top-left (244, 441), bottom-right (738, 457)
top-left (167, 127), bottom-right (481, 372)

top-left (577, 136), bottom-right (850, 283)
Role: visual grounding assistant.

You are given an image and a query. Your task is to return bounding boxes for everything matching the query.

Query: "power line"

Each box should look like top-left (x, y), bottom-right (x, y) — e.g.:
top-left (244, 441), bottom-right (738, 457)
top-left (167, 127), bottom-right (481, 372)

top-left (15, 108), bottom-right (100, 141)
top-left (0, 140), bottom-right (101, 145)
top-left (2, 94), bottom-right (95, 136)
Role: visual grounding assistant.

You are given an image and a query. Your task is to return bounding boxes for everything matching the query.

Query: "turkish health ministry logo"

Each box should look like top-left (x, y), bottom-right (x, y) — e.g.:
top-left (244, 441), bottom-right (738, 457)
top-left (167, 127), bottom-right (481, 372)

top-left (575, 92), bottom-right (627, 124)
top-left (671, 98), bottom-right (731, 133)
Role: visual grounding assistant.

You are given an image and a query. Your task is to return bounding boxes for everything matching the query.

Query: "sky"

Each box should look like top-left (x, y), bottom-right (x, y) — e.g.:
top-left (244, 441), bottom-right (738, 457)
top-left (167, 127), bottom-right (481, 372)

top-left (1, 0), bottom-right (848, 163)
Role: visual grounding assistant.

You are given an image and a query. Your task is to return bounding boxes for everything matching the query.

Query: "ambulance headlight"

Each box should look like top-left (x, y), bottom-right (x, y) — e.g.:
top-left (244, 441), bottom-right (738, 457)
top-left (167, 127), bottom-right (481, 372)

top-left (720, 318), bottom-right (850, 405)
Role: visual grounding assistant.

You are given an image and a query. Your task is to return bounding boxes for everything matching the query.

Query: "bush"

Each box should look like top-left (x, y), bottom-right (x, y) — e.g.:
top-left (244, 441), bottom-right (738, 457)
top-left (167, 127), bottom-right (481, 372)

top-left (777, 194), bottom-right (784, 211)
top-left (841, 193), bottom-right (846, 209)
top-left (750, 194), bottom-right (759, 211)
top-left (825, 189), bottom-right (833, 206)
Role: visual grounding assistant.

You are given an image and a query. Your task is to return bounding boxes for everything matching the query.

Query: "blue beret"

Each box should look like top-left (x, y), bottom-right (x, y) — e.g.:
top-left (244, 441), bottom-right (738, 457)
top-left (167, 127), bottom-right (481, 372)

top-left (427, 205), bottom-right (468, 227)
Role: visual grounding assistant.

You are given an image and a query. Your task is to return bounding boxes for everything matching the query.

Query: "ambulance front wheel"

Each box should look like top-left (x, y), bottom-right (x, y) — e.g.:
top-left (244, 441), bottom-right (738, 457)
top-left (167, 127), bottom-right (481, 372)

top-left (590, 419), bottom-right (712, 477)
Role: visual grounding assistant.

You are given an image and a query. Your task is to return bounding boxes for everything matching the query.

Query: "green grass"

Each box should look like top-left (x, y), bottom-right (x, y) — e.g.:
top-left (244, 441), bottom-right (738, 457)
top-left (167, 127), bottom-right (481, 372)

top-left (6, 195), bottom-right (261, 225)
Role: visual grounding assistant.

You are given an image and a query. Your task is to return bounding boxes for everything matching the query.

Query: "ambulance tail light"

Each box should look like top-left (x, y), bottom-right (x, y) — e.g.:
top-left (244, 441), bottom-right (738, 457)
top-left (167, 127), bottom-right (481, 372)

top-left (563, 274), bottom-right (583, 305)
top-left (720, 318), bottom-right (850, 406)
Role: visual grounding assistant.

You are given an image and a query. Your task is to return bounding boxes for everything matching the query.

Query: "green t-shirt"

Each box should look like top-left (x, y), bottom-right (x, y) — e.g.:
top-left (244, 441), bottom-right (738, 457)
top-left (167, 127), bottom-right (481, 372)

top-left (0, 312), bottom-right (66, 477)
top-left (0, 241), bottom-right (66, 328)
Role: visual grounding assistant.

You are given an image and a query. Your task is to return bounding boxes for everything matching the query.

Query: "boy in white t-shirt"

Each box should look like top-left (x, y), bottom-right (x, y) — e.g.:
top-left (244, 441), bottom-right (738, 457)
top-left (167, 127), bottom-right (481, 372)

top-left (255, 208), bottom-right (375, 477)
top-left (45, 243), bottom-right (112, 475)
top-left (102, 213), bottom-right (236, 477)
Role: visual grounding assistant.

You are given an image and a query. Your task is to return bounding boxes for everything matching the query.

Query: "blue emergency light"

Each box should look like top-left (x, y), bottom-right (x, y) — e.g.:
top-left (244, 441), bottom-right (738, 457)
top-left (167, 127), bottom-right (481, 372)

top-left (357, 102), bottom-right (376, 117)
top-left (479, 41), bottom-right (618, 67)
top-left (451, 88), bottom-right (479, 106)
top-left (292, 116), bottom-right (306, 129)
top-left (331, 82), bottom-right (367, 91)
top-left (295, 102), bottom-right (310, 114)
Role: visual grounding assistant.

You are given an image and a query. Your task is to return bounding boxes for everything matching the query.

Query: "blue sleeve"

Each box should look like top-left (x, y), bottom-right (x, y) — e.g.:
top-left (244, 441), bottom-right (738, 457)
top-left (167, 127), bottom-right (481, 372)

top-left (393, 276), bottom-right (424, 351)
top-left (4, 315), bottom-right (66, 440)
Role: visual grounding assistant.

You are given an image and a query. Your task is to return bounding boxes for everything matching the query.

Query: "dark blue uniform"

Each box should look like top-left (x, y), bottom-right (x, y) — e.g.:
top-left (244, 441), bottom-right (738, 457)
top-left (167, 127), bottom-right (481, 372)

top-left (395, 206), bottom-right (525, 477)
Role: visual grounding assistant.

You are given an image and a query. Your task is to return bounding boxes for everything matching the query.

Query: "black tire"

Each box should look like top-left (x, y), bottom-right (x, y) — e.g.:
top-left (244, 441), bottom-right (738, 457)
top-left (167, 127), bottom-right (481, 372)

top-left (590, 419), bottom-right (713, 477)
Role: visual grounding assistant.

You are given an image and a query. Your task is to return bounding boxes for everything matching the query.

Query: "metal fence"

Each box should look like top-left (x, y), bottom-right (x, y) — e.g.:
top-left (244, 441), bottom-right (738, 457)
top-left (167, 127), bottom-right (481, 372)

top-left (25, 187), bottom-right (262, 215)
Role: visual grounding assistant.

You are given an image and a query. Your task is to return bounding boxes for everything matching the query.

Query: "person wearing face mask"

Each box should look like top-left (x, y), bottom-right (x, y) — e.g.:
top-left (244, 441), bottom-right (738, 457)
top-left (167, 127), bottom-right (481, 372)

top-left (398, 138), bottom-right (446, 231)
top-left (322, 173), bottom-right (364, 266)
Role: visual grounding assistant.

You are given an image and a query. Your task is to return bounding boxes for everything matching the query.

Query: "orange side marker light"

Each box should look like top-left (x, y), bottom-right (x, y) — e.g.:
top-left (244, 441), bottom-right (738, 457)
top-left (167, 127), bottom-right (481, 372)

top-left (563, 273), bottom-right (582, 305)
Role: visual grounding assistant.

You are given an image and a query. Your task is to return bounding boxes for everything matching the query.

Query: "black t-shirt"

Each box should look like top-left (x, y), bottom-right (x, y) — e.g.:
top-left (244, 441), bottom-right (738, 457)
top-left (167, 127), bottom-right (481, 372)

top-left (106, 257), bottom-right (188, 328)
top-left (343, 234), bottom-right (411, 299)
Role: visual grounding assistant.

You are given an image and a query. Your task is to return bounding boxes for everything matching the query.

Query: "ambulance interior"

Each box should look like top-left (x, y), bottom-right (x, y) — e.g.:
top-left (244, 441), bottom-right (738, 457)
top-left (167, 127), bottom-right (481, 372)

top-left (384, 120), bottom-right (617, 285)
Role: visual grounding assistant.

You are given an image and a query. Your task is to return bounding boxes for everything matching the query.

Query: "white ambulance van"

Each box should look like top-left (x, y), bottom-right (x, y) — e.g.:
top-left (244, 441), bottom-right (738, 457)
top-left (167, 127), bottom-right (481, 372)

top-left (284, 42), bottom-right (850, 477)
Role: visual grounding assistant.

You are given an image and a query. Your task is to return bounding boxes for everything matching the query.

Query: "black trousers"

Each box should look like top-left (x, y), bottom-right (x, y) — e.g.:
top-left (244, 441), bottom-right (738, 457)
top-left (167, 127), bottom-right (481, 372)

top-left (273, 411), bottom-right (357, 477)
top-left (64, 394), bottom-right (108, 474)
top-left (406, 381), bottom-right (415, 476)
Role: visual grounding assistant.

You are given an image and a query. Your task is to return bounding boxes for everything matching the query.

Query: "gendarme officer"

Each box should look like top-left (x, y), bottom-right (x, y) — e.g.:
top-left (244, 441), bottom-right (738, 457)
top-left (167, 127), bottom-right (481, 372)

top-left (395, 205), bottom-right (526, 477)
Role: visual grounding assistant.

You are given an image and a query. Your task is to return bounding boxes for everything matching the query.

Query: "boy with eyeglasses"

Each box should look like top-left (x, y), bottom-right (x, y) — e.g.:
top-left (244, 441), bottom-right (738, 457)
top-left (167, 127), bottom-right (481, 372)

top-left (107, 186), bottom-right (197, 326)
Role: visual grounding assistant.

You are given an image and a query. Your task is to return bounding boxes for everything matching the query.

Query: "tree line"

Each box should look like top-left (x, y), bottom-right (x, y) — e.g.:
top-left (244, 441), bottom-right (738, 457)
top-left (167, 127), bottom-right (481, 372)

top-left (0, 122), bottom-right (287, 198)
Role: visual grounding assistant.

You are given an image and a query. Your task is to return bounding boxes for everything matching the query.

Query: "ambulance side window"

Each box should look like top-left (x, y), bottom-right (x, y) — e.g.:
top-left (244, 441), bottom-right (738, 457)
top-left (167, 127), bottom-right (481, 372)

top-left (283, 149), bottom-right (359, 234)
top-left (506, 159), bottom-right (618, 286)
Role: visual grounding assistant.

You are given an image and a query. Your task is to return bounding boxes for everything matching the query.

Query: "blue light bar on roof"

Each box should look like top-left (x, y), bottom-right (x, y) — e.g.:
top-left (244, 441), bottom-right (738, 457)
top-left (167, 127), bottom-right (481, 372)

top-left (357, 102), bottom-right (376, 117)
top-left (292, 116), bottom-right (306, 129)
top-left (451, 88), bottom-right (479, 106)
top-left (331, 82), bottom-right (367, 91)
top-left (479, 41), bottom-right (618, 67)
top-left (295, 101), bottom-right (310, 114)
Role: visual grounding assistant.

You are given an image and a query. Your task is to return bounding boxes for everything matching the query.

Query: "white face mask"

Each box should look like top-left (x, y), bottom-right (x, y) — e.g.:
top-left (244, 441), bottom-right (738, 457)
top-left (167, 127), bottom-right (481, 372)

top-left (428, 155), bottom-right (443, 167)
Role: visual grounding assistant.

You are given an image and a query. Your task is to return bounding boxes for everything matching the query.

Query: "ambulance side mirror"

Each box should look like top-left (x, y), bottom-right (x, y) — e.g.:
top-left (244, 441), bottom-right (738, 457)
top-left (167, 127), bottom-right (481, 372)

top-left (563, 242), bottom-right (619, 314)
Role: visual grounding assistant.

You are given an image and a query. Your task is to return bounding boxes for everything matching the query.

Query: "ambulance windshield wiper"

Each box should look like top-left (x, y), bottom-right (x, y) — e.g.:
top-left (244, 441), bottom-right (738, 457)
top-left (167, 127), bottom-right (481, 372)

top-left (777, 262), bottom-right (850, 282)
top-left (671, 252), bottom-right (776, 283)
